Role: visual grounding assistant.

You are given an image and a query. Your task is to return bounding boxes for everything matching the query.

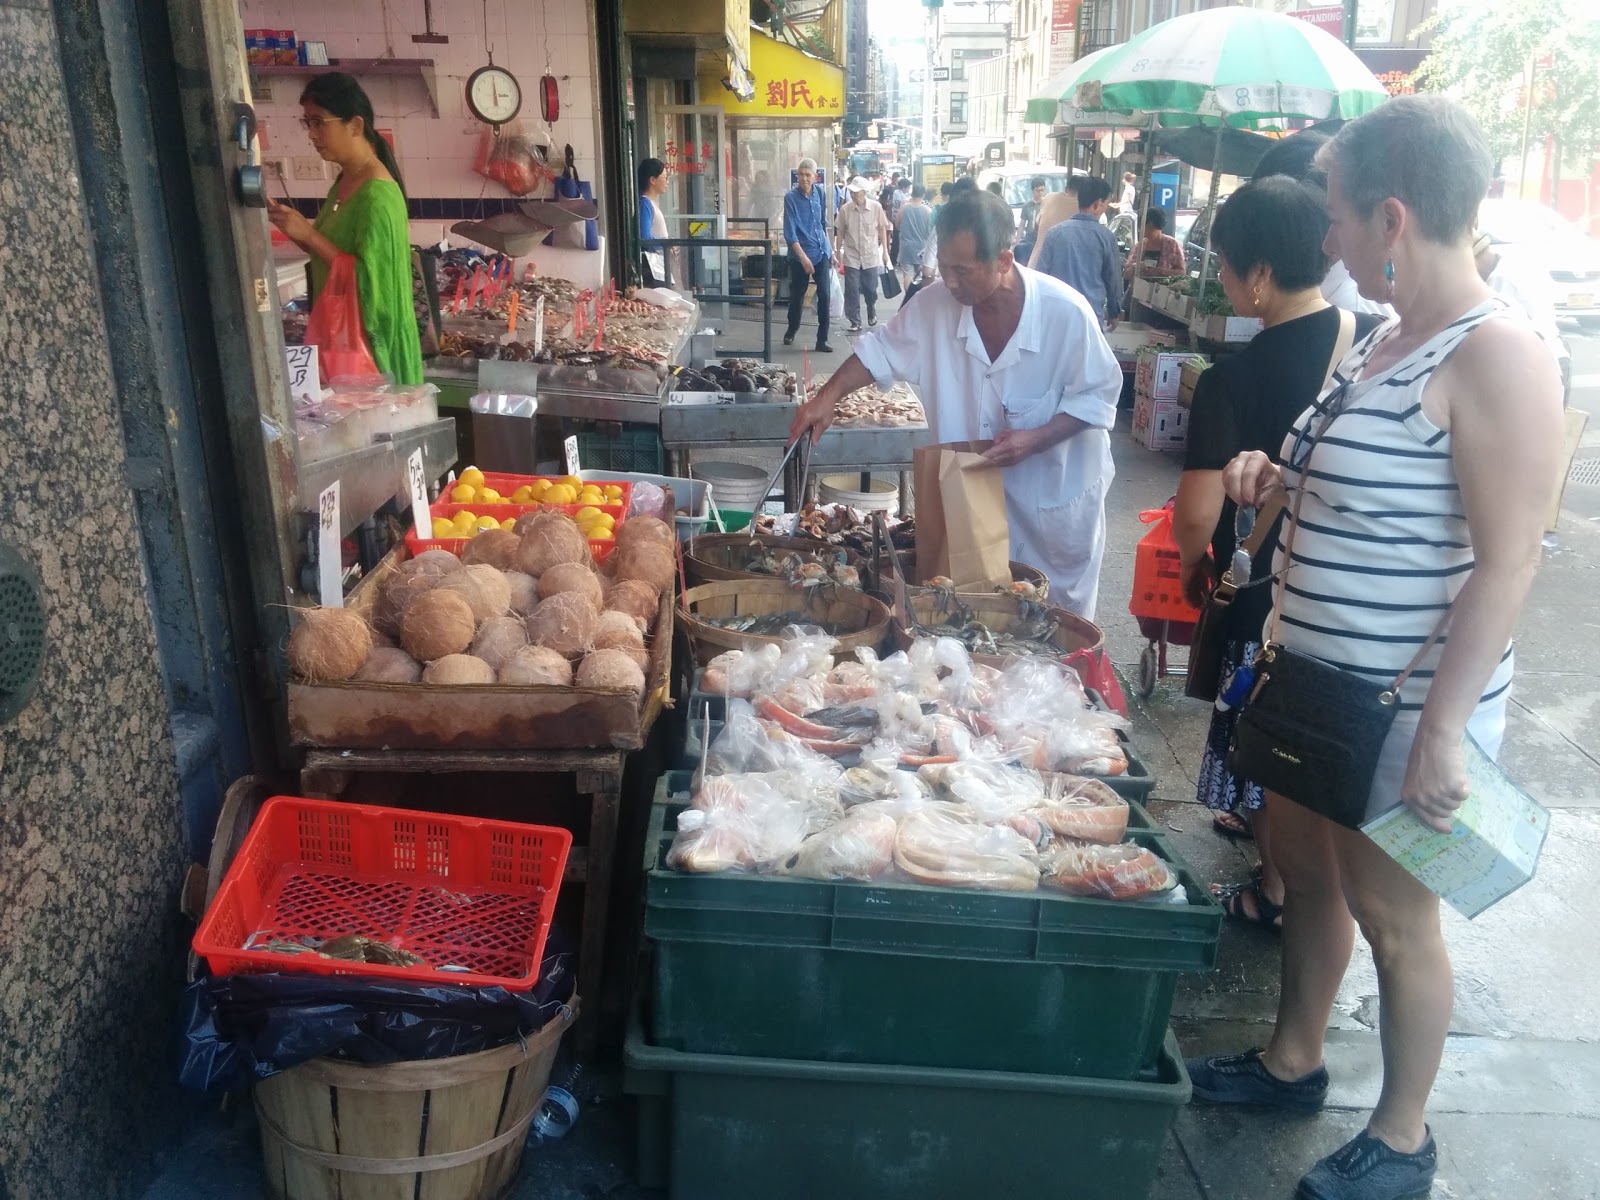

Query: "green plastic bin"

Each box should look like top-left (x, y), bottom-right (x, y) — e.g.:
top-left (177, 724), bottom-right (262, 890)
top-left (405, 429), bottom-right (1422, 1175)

top-left (644, 790), bottom-right (1220, 1078)
top-left (625, 1009), bottom-right (1191, 1200)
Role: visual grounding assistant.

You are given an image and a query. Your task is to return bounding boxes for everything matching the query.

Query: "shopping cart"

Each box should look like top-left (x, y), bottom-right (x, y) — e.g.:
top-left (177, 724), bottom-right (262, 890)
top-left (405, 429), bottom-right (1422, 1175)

top-left (1129, 501), bottom-right (1201, 699)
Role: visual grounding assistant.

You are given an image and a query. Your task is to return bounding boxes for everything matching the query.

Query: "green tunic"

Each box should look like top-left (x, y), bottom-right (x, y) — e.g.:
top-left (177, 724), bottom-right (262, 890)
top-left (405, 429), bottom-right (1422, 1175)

top-left (309, 178), bottom-right (423, 386)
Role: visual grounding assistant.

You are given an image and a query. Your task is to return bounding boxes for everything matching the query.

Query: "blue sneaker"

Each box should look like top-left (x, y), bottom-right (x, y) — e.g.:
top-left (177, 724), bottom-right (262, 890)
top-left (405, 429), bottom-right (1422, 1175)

top-left (1186, 1048), bottom-right (1329, 1110)
top-left (1297, 1127), bottom-right (1437, 1200)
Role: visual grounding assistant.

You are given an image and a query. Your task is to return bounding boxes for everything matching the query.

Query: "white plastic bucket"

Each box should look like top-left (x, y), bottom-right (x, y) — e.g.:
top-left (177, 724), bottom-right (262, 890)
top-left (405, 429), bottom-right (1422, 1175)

top-left (691, 461), bottom-right (772, 508)
top-left (818, 474), bottom-right (898, 513)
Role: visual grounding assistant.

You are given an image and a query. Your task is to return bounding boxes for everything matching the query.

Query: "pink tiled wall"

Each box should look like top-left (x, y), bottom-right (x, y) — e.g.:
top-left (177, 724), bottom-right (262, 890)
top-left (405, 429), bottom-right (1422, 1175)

top-left (245, 0), bottom-right (600, 207)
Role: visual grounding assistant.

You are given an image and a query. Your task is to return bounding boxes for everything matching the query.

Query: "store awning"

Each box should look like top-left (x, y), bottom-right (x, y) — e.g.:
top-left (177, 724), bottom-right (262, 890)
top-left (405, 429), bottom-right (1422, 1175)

top-left (700, 29), bottom-right (843, 120)
top-left (625, 0), bottom-right (754, 100)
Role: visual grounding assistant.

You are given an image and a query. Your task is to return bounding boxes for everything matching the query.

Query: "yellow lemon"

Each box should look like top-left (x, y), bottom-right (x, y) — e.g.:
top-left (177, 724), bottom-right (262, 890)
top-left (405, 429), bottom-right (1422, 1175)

top-left (603, 484), bottom-right (624, 500)
top-left (546, 484), bottom-right (577, 505)
top-left (561, 474), bottom-right (583, 490)
top-left (576, 506), bottom-right (605, 522)
top-left (459, 467), bottom-right (485, 488)
top-left (431, 518), bottom-right (456, 538)
top-left (511, 485), bottom-right (535, 503)
top-left (593, 512), bottom-right (616, 528)
top-left (589, 527), bottom-right (615, 541)
top-left (475, 515), bottom-right (501, 531)
top-left (529, 477), bottom-right (552, 496)
top-left (479, 487), bottom-right (502, 504)
top-left (452, 510), bottom-right (478, 529)
top-left (450, 483), bottom-right (477, 504)
top-left (501, 517), bottom-right (517, 533)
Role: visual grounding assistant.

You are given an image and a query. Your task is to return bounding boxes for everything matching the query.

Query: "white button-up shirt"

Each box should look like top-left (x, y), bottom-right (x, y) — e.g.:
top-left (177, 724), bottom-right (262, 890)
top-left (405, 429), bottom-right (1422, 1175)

top-left (834, 197), bottom-right (890, 269)
top-left (853, 265), bottom-right (1123, 616)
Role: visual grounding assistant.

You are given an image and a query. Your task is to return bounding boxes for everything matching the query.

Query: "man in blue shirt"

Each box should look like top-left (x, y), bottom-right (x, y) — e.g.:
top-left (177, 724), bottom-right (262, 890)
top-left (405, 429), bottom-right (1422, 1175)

top-left (1033, 176), bottom-right (1122, 330)
top-left (783, 158), bottom-right (835, 352)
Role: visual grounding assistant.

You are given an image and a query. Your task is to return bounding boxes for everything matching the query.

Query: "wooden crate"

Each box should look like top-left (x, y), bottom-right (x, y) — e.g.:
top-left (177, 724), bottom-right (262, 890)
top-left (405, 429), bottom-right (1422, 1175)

top-left (677, 579), bottom-right (891, 662)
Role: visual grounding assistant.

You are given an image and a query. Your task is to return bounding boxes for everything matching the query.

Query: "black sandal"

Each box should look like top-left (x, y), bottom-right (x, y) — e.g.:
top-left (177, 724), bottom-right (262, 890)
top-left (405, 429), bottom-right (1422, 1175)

top-left (1212, 878), bottom-right (1282, 931)
top-left (1212, 811), bottom-right (1255, 840)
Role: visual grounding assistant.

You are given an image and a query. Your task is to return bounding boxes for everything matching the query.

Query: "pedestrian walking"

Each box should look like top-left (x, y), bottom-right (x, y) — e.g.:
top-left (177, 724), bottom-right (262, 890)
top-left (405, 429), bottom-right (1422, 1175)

top-left (834, 176), bottom-right (891, 332)
top-left (895, 185), bottom-right (934, 301)
top-left (1186, 96), bottom-right (1564, 1200)
top-left (782, 158), bottom-right (834, 353)
top-left (1033, 177), bottom-right (1123, 329)
top-left (1015, 176), bottom-right (1048, 266)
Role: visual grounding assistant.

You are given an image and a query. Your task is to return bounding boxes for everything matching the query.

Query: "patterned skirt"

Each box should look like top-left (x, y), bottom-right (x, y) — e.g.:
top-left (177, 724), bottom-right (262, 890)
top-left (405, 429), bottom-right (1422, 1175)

top-left (1197, 638), bottom-right (1264, 814)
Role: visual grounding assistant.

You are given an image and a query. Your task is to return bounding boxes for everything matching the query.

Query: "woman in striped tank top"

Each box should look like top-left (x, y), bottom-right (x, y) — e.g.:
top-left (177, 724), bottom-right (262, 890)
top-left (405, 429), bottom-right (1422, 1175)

top-left (1187, 98), bottom-right (1566, 1200)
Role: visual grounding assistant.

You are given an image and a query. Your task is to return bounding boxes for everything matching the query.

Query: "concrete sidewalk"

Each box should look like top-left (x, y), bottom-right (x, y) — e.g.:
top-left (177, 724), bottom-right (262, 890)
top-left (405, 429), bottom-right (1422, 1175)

top-left (142, 421), bottom-right (1600, 1200)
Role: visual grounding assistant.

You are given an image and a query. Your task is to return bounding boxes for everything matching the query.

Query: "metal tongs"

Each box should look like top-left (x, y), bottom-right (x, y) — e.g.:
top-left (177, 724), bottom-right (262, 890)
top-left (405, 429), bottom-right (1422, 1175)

top-left (748, 433), bottom-right (813, 541)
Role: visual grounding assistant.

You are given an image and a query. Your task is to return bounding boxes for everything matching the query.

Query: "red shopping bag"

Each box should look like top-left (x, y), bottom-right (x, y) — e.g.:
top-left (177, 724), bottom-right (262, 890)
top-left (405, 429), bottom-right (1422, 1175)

top-left (305, 253), bottom-right (381, 383)
top-left (1129, 503), bottom-right (1201, 625)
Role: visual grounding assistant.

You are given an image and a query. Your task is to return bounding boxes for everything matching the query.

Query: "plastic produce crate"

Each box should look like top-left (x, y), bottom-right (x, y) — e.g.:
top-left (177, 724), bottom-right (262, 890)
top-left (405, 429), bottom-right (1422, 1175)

top-left (643, 786), bottom-right (1219, 1077)
top-left (194, 796), bottom-right (571, 990)
top-left (405, 499), bottom-right (625, 563)
top-left (576, 429), bottom-right (664, 473)
top-left (625, 1011), bottom-right (1190, 1200)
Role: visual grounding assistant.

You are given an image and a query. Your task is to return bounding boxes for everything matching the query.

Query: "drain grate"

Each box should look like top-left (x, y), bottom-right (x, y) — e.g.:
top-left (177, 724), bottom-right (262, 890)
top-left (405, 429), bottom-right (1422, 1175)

top-left (1567, 455), bottom-right (1600, 487)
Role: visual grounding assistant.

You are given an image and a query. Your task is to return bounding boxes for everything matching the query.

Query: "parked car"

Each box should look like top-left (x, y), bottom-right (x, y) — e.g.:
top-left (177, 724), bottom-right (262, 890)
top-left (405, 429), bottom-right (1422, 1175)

top-left (1477, 198), bottom-right (1600, 324)
top-left (975, 165), bottom-right (1089, 231)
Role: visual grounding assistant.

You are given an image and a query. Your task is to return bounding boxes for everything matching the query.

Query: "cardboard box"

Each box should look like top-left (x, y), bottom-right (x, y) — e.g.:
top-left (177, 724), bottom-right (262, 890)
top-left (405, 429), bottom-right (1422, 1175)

top-left (1361, 737), bottom-right (1550, 919)
top-left (1131, 391), bottom-right (1188, 452)
top-left (1134, 348), bottom-right (1193, 401)
top-left (1131, 277), bottom-right (1158, 306)
top-left (1105, 320), bottom-right (1180, 355)
top-left (1178, 357), bottom-right (1209, 409)
top-left (1191, 313), bottom-right (1265, 343)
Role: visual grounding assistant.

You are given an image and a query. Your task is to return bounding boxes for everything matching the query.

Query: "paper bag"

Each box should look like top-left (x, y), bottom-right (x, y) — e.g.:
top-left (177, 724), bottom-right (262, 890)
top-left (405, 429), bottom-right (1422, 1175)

top-left (913, 441), bottom-right (1011, 590)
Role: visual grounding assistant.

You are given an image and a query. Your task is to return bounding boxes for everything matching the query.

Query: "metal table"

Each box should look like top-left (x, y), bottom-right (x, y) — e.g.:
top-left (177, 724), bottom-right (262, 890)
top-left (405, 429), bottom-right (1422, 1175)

top-left (296, 417), bottom-right (458, 540)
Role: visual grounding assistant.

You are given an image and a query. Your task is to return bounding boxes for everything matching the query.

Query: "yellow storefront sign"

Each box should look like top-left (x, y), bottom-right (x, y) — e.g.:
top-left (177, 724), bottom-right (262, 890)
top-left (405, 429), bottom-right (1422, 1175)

top-left (705, 30), bottom-right (844, 117)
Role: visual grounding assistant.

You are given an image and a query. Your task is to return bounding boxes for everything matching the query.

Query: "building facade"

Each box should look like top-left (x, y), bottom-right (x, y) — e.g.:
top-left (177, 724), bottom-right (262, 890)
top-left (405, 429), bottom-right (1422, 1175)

top-left (933, 7), bottom-right (1009, 146)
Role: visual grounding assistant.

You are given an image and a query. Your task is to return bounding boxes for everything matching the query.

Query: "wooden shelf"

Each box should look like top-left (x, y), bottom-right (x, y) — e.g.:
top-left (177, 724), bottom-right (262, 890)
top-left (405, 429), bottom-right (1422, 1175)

top-left (251, 58), bottom-right (439, 117)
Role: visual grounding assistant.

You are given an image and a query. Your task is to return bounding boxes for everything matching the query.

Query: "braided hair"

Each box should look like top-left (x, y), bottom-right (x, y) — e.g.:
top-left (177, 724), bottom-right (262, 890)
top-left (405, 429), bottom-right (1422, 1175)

top-left (299, 73), bottom-right (406, 195)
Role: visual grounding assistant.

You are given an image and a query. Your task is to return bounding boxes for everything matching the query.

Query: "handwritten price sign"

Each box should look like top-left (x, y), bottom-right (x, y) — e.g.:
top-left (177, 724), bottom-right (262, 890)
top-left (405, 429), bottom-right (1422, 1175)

top-left (406, 448), bottom-right (431, 540)
top-left (285, 344), bottom-right (321, 403)
top-left (317, 481), bottom-right (342, 606)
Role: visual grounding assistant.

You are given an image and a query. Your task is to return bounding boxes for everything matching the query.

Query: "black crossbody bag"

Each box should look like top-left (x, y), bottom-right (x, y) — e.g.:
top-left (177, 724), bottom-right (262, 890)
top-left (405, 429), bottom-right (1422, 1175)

top-left (1225, 359), bottom-right (1451, 830)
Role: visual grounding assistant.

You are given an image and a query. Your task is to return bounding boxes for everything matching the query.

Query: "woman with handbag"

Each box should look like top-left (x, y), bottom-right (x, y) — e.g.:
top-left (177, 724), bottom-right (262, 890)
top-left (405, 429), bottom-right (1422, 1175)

top-left (1186, 97), bottom-right (1565, 1200)
top-left (1171, 175), bottom-right (1384, 929)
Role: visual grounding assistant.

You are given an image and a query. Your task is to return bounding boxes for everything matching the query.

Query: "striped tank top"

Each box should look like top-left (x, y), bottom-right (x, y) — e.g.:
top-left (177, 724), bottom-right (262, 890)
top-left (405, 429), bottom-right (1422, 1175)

top-left (1271, 299), bottom-right (1514, 716)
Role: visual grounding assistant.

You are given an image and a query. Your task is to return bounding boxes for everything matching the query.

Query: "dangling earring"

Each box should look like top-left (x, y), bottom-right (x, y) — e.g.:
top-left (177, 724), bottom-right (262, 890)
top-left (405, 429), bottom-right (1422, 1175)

top-left (1252, 285), bottom-right (1263, 314)
top-left (1384, 258), bottom-right (1396, 298)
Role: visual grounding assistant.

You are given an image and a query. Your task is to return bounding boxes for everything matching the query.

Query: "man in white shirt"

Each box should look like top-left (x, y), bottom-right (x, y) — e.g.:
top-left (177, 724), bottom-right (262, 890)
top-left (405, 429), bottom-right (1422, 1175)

top-left (1118, 172), bottom-right (1137, 213)
top-left (834, 176), bottom-right (892, 331)
top-left (791, 189), bottom-right (1122, 616)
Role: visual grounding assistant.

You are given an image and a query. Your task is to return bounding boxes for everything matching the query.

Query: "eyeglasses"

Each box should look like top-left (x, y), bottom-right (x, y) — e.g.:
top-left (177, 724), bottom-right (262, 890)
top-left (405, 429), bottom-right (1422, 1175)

top-left (298, 116), bottom-right (347, 131)
top-left (1286, 380), bottom-right (1350, 475)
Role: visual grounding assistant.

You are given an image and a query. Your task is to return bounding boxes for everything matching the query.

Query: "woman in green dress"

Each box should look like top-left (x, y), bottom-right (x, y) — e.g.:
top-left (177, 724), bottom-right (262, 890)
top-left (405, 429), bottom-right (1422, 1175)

top-left (267, 73), bottom-right (423, 386)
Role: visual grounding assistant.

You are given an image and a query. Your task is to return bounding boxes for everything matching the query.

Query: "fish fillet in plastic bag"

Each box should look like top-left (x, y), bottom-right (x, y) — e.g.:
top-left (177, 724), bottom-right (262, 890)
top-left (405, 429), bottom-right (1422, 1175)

top-left (893, 804), bottom-right (1040, 892)
top-left (784, 806), bottom-right (899, 881)
top-left (1028, 775), bottom-right (1130, 844)
top-left (1042, 842), bottom-right (1176, 899)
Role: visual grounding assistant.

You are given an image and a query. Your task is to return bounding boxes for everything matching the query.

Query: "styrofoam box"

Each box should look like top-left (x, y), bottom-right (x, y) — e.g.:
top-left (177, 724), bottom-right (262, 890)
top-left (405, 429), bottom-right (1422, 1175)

top-left (1132, 392), bottom-right (1189, 452)
top-left (1134, 349), bottom-right (1192, 401)
top-left (1193, 314), bottom-right (1265, 343)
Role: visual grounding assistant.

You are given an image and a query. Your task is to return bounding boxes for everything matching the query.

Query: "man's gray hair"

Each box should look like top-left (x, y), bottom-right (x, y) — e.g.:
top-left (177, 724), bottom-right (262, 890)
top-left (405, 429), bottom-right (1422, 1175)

top-left (934, 189), bottom-right (1016, 262)
top-left (1317, 95), bottom-right (1491, 245)
top-left (797, 157), bottom-right (818, 172)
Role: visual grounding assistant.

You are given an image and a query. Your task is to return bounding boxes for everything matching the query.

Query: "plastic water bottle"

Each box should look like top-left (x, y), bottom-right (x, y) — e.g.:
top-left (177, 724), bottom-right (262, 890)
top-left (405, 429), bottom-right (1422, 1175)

top-left (1215, 663), bottom-right (1256, 714)
top-left (531, 1052), bottom-right (583, 1141)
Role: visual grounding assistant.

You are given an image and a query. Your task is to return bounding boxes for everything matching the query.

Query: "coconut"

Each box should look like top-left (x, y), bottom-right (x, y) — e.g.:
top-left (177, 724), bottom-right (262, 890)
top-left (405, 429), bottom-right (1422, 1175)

top-left (401, 589), bottom-right (476, 661)
top-left (592, 609), bottom-right (646, 652)
top-left (369, 627), bottom-right (397, 649)
top-left (288, 607), bottom-right (373, 681)
top-left (498, 644), bottom-right (574, 686)
top-left (422, 654), bottom-right (496, 685)
top-left (503, 569), bottom-right (541, 618)
top-left (538, 561), bottom-right (605, 607)
top-left (604, 578), bottom-right (659, 631)
top-left (470, 614), bottom-right (528, 670)
top-left (614, 514), bottom-right (674, 549)
top-left (608, 541), bottom-right (675, 594)
top-left (515, 512), bottom-right (591, 576)
top-left (353, 645), bottom-right (423, 683)
top-left (400, 548), bottom-right (464, 578)
top-left (576, 648), bottom-right (647, 697)
top-left (524, 591), bottom-right (599, 659)
top-left (372, 571), bottom-right (440, 637)
top-left (620, 646), bottom-right (650, 672)
top-left (461, 527), bottom-right (520, 570)
top-left (434, 564), bottom-right (512, 623)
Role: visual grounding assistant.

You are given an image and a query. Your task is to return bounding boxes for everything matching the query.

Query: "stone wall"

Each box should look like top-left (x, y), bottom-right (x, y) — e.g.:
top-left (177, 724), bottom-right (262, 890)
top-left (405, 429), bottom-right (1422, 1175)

top-left (0, 4), bottom-right (191, 1196)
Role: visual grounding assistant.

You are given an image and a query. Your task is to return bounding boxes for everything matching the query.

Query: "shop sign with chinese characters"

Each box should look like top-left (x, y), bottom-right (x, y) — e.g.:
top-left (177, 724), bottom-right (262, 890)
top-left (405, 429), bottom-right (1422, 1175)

top-left (707, 29), bottom-right (846, 118)
top-left (664, 140), bottom-right (719, 176)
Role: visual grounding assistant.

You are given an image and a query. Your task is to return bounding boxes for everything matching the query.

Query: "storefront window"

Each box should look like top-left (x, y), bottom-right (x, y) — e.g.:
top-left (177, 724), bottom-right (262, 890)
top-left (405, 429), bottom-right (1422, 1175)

top-left (950, 93), bottom-right (967, 124)
top-left (725, 124), bottom-right (836, 247)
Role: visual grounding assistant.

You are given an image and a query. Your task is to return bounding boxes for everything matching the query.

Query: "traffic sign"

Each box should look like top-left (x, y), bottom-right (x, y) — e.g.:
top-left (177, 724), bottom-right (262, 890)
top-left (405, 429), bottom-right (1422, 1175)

top-left (931, 66), bottom-right (951, 82)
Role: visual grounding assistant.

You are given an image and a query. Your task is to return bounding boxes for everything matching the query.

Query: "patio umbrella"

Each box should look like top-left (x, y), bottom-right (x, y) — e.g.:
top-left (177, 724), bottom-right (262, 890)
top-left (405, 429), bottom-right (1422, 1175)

top-left (1023, 46), bottom-right (1137, 126)
top-left (1072, 7), bottom-right (1388, 128)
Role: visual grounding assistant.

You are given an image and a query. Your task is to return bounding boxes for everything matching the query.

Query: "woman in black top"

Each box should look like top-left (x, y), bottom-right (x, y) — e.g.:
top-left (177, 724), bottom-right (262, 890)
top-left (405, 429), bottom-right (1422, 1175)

top-left (1170, 176), bottom-right (1385, 927)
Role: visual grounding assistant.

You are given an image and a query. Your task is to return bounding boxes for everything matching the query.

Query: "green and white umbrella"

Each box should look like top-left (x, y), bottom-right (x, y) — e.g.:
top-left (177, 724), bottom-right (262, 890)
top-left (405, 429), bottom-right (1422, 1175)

top-left (1023, 46), bottom-right (1139, 126)
top-left (1071, 7), bottom-right (1387, 128)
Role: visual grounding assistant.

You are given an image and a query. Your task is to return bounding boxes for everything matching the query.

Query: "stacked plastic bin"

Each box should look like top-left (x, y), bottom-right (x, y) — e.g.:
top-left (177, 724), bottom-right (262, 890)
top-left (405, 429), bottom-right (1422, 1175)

top-left (624, 678), bottom-right (1224, 1200)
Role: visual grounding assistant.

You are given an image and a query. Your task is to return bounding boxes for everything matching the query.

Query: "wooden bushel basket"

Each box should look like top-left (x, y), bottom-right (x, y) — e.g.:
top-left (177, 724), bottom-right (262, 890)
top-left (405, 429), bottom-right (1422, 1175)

top-left (677, 579), bottom-right (891, 663)
top-left (255, 1001), bottom-right (576, 1200)
top-left (898, 591), bottom-right (1104, 674)
top-left (684, 533), bottom-right (868, 588)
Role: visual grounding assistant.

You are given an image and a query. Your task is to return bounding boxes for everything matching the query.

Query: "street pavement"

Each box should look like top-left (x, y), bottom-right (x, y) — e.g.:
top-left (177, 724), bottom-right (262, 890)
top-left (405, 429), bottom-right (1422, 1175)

top-left (140, 309), bottom-right (1600, 1200)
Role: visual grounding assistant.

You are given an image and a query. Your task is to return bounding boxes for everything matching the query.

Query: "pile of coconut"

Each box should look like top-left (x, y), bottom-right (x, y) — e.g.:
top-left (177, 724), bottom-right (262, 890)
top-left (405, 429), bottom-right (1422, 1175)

top-left (287, 511), bottom-right (675, 699)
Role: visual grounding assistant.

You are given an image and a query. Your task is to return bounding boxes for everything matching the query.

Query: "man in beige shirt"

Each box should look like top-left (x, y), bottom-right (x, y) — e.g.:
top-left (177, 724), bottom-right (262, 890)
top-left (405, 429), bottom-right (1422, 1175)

top-left (833, 176), bottom-right (892, 331)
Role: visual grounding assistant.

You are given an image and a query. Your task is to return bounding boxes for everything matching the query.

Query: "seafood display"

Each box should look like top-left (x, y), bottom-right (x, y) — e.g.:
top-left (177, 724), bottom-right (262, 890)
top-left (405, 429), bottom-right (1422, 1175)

top-left (673, 359), bottom-right (800, 398)
top-left (757, 505), bottom-right (915, 555)
top-left (909, 586), bottom-right (1070, 659)
top-left (823, 378), bottom-right (927, 427)
top-left (668, 633), bottom-right (1177, 901)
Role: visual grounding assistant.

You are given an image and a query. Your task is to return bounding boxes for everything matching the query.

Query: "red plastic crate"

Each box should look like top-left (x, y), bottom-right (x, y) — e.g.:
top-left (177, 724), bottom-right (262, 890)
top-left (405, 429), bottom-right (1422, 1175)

top-left (477, 472), bottom-right (633, 513)
top-left (405, 500), bottom-right (623, 564)
top-left (193, 796), bottom-right (572, 990)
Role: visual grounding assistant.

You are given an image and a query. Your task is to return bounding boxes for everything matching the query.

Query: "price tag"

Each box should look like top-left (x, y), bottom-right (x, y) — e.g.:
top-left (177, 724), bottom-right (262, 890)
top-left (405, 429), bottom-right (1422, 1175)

top-left (317, 481), bottom-right (343, 607)
top-left (564, 435), bottom-right (581, 476)
top-left (533, 296), bottom-right (546, 354)
top-left (285, 344), bottom-right (320, 403)
top-left (406, 448), bottom-right (430, 538)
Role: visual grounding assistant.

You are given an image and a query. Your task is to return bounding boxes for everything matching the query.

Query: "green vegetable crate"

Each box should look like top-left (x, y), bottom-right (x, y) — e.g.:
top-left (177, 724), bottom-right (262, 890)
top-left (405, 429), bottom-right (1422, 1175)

top-left (625, 1008), bottom-right (1191, 1200)
top-left (644, 782), bottom-right (1221, 1078)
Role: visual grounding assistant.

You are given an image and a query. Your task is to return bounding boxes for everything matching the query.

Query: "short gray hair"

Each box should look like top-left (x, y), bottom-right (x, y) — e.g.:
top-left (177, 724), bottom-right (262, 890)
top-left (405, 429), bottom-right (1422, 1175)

top-left (1317, 95), bottom-right (1491, 245)
top-left (797, 157), bottom-right (817, 172)
top-left (934, 189), bottom-right (1016, 262)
